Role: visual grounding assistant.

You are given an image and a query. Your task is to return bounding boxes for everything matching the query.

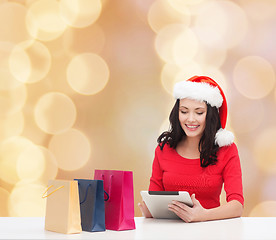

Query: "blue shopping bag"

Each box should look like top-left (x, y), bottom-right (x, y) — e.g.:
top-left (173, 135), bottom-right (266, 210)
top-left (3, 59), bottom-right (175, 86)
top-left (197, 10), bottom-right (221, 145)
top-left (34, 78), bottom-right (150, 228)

top-left (74, 179), bottom-right (108, 232)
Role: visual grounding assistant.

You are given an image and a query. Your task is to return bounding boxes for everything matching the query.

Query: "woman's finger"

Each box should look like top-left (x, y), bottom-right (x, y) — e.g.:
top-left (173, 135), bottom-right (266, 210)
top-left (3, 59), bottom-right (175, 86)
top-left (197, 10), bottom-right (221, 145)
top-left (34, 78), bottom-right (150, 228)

top-left (171, 200), bottom-right (192, 211)
top-left (138, 202), bottom-right (145, 217)
top-left (168, 206), bottom-right (190, 222)
top-left (138, 201), bottom-right (152, 218)
top-left (168, 203), bottom-right (188, 213)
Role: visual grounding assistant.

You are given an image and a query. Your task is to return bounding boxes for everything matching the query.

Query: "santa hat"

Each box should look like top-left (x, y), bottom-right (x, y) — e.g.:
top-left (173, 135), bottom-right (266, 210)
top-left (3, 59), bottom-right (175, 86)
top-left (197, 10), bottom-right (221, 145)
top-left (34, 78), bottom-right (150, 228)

top-left (173, 76), bottom-right (234, 147)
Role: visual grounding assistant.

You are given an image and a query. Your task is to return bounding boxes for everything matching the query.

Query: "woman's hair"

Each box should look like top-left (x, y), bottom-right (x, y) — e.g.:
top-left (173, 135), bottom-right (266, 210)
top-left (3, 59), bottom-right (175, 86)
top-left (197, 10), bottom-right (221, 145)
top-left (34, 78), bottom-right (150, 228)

top-left (157, 99), bottom-right (221, 167)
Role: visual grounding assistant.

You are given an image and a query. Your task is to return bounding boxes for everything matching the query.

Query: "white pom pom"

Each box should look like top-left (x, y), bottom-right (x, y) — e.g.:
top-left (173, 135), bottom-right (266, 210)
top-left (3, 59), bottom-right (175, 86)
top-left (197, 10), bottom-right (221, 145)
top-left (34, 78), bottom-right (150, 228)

top-left (215, 128), bottom-right (234, 147)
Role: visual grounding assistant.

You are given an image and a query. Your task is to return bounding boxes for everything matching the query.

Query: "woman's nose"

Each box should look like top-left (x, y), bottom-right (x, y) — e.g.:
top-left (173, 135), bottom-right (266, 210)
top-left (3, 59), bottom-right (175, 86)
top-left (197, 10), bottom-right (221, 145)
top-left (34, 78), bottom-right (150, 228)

top-left (187, 113), bottom-right (195, 122)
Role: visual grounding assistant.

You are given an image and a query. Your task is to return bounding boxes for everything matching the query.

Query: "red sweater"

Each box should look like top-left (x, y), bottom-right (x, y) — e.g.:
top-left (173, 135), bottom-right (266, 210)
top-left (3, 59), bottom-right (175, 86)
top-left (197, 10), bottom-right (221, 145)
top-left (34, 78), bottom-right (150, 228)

top-left (149, 143), bottom-right (244, 209)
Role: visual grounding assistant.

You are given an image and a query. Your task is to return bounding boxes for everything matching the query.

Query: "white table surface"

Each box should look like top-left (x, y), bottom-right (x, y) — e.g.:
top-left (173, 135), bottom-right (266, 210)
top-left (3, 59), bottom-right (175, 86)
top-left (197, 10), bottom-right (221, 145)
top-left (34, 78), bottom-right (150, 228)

top-left (0, 217), bottom-right (275, 239)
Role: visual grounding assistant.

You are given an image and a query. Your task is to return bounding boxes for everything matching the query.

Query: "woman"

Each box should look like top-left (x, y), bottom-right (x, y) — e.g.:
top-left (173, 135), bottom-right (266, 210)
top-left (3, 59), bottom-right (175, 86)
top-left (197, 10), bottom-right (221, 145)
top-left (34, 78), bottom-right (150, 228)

top-left (138, 76), bottom-right (244, 222)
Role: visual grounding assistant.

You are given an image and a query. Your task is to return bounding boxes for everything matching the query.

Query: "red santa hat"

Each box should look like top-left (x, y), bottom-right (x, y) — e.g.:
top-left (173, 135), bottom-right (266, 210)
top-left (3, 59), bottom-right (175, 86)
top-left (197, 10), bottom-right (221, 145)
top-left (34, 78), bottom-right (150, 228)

top-left (173, 76), bottom-right (234, 147)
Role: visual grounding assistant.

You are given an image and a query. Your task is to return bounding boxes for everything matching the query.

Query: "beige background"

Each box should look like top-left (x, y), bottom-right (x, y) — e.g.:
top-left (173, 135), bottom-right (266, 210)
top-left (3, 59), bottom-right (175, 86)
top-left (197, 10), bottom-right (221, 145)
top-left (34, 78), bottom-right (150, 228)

top-left (0, 0), bottom-right (276, 218)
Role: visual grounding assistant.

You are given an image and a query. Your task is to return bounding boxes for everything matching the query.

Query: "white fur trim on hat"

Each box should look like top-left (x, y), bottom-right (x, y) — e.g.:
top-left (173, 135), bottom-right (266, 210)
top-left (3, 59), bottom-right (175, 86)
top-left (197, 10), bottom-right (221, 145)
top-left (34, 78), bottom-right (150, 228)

top-left (173, 81), bottom-right (223, 108)
top-left (215, 128), bottom-right (234, 147)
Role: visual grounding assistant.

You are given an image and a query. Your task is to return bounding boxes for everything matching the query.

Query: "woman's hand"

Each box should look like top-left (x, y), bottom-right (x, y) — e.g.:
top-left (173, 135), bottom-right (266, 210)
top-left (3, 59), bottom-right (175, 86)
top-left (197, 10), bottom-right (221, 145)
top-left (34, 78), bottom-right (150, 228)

top-left (168, 194), bottom-right (207, 222)
top-left (138, 201), bottom-right (153, 218)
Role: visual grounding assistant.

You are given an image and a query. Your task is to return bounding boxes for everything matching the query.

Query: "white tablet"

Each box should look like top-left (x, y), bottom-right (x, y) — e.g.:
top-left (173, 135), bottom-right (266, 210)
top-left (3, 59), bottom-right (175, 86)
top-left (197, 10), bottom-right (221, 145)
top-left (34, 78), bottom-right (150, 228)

top-left (140, 191), bottom-right (193, 219)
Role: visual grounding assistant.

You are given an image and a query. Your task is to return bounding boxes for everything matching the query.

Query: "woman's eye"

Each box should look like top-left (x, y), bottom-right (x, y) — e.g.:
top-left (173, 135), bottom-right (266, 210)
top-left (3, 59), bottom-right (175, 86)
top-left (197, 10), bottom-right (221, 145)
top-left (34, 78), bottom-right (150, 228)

top-left (197, 112), bottom-right (204, 115)
top-left (180, 111), bottom-right (187, 114)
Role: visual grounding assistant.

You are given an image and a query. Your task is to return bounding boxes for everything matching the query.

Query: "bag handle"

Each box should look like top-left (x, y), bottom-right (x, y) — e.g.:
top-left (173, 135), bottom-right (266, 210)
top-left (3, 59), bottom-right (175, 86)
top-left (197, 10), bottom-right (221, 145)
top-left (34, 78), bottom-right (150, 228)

top-left (101, 174), bottom-right (113, 201)
top-left (79, 183), bottom-right (110, 204)
top-left (104, 190), bottom-right (109, 201)
top-left (42, 185), bottom-right (64, 198)
top-left (79, 183), bottom-right (91, 204)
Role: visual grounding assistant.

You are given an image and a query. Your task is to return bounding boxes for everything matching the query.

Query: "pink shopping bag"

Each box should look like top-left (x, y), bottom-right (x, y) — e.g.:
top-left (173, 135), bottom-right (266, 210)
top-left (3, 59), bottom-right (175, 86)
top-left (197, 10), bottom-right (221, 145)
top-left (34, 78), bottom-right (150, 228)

top-left (94, 170), bottom-right (136, 231)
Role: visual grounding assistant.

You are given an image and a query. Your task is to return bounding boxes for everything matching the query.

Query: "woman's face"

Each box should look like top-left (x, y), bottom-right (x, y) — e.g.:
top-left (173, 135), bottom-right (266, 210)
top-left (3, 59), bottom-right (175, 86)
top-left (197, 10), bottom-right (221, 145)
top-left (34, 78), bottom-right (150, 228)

top-left (178, 98), bottom-right (207, 139)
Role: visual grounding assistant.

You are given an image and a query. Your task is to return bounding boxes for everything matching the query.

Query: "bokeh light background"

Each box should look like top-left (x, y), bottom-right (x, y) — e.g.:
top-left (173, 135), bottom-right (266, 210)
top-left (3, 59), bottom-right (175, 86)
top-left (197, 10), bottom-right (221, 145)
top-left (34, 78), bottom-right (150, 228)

top-left (0, 0), bottom-right (276, 218)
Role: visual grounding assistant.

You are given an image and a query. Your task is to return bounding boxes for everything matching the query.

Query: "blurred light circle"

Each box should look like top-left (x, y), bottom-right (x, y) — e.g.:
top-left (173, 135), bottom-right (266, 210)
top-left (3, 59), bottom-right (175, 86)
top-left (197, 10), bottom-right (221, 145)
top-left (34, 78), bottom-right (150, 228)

top-left (34, 92), bottom-right (76, 134)
top-left (194, 1), bottom-right (248, 49)
top-left (9, 42), bottom-right (31, 84)
top-left (0, 85), bottom-right (27, 117)
top-left (233, 56), bottom-right (275, 99)
top-left (231, 98), bottom-right (264, 134)
top-left (25, 0), bottom-right (67, 41)
top-left (0, 2), bottom-right (32, 44)
top-left (59, 0), bottom-right (102, 28)
top-left (0, 187), bottom-right (9, 216)
top-left (0, 42), bottom-right (24, 91)
top-left (173, 29), bottom-right (199, 66)
top-left (0, 136), bottom-right (35, 185)
top-left (155, 24), bottom-right (188, 63)
top-left (148, 0), bottom-right (191, 33)
top-left (48, 128), bottom-right (91, 171)
top-left (17, 144), bottom-right (45, 181)
top-left (0, 111), bottom-right (24, 141)
top-left (9, 40), bottom-right (51, 84)
top-left (254, 127), bottom-right (276, 174)
top-left (37, 147), bottom-right (58, 185)
top-left (66, 53), bottom-right (109, 95)
top-left (249, 201), bottom-right (276, 217)
top-left (8, 181), bottom-right (46, 217)
top-left (194, 2), bottom-right (226, 48)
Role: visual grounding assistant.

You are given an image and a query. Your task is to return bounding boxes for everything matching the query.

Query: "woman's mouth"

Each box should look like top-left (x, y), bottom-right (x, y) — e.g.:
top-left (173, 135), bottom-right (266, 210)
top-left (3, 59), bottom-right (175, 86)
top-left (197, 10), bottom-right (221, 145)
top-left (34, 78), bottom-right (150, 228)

top-left (185, 124), bottom-right (199, 131)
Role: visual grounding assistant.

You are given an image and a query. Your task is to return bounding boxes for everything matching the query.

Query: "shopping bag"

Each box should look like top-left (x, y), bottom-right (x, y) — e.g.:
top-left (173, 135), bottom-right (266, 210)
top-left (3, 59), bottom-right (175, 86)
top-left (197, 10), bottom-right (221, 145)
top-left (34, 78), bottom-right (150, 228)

top-left (74, 179), bottom-right (107, 232)
top-left (94, 170), bottom-right (136, 231)
top-left (43, 179), bottom-right (82, 234)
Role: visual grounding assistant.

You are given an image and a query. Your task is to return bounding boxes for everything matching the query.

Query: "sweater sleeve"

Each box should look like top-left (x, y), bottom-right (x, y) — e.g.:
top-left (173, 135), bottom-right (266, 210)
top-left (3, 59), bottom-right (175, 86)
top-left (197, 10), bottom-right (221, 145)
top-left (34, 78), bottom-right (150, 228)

top-left (222, 144), bottom-right (244, 206)
top-left (149, 146), bottom-right (165, 191)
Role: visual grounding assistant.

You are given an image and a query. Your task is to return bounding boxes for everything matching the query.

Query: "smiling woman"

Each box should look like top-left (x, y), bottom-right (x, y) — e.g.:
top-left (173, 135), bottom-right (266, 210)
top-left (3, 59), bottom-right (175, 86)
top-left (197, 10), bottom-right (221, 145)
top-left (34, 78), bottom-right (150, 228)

top-left (138, 76), bottom-right (243, 223)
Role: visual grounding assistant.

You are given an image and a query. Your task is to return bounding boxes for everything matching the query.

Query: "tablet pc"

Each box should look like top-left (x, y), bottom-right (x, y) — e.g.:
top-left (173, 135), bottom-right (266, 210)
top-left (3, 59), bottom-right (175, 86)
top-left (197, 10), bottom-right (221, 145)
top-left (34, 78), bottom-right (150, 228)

top-left (140, 191), bottom-right (193, 219)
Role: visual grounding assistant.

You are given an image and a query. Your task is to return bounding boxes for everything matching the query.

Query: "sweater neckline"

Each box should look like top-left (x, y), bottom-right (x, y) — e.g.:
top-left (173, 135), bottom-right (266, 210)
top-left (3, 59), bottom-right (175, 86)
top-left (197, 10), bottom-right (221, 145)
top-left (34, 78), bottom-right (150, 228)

top-left (173, 148), bottom-right (200, 161)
